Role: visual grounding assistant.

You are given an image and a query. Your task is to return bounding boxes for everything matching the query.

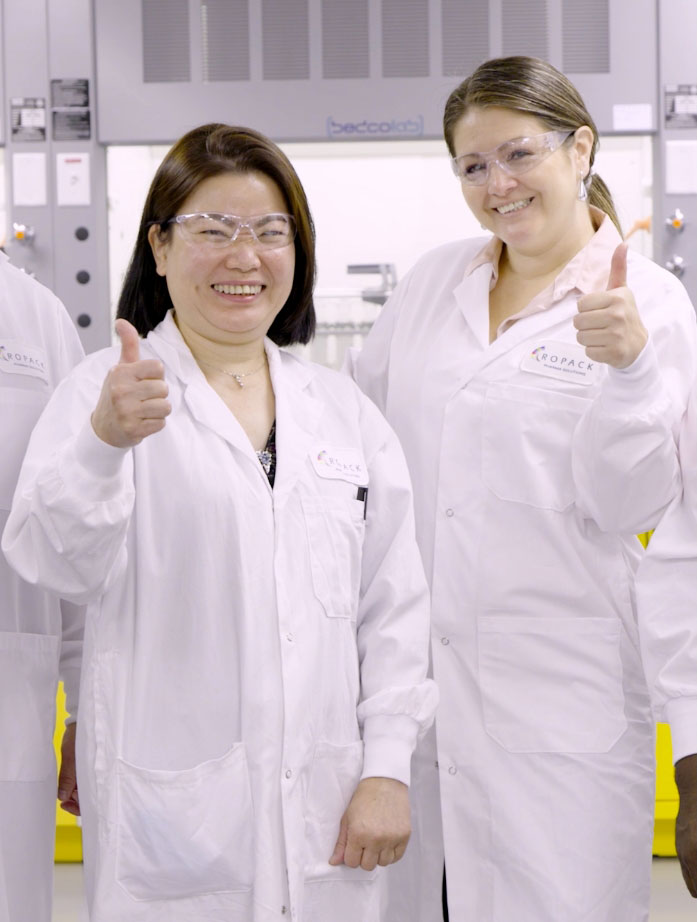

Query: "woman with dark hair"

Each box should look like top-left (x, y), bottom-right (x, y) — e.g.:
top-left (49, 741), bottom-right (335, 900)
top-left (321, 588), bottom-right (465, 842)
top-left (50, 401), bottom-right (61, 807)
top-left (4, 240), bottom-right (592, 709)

top-left (351, 58), bottom-right (697, 921)
top-left (3, 123), bottom-right (437, 921)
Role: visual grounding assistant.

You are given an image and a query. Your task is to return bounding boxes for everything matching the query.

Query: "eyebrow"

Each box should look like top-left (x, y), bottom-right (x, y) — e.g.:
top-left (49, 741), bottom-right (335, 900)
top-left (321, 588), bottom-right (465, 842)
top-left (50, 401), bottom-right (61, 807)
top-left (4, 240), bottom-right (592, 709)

top-left (459, 136), bottom-right (532, 159)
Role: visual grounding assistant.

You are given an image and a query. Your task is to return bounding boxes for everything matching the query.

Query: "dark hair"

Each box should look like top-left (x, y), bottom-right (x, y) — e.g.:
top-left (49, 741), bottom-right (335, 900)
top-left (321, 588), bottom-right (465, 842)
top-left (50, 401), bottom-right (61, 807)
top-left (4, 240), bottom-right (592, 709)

top-left (443, 56), bottom-right (622, 235)
top-left (117, 123), bottom-right (316, 345)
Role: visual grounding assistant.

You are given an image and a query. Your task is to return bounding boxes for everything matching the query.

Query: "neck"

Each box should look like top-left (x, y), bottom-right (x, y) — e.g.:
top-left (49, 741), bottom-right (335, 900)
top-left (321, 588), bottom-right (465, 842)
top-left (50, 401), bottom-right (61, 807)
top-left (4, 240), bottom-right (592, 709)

top-left (174, 314), bottom-right (267, 372)
top-left (503, 206), bottom-right (596, 281)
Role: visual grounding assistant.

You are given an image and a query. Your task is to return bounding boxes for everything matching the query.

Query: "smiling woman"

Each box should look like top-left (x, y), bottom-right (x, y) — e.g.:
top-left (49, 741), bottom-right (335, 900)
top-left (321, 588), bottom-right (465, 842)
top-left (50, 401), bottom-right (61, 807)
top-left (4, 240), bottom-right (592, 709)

top-left (351, 56), bottom-right (697, 922)
top-left (2, 123), bottom-right (438, 922)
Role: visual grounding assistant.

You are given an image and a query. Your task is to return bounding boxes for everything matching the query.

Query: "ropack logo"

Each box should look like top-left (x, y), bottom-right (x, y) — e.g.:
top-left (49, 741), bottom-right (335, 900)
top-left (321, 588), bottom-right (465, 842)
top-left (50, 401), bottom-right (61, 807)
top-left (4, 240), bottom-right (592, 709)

top-left (0, 344), bottom-right (46, 373)
top-left (326, 115), bottom-right (424, 139)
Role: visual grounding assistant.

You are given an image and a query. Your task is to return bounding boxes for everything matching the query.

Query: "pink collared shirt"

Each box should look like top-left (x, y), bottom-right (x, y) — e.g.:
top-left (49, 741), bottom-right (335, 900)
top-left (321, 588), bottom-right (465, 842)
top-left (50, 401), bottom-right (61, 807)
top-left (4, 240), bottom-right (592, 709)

top-left (465, 207), bottom-right (623, 339)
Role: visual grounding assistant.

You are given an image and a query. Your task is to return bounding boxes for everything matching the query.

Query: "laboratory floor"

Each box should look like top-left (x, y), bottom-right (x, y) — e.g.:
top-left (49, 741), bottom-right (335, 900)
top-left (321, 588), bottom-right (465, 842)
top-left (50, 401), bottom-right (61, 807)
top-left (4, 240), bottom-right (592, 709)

top-left (52, 859), bottom-right (696, 920)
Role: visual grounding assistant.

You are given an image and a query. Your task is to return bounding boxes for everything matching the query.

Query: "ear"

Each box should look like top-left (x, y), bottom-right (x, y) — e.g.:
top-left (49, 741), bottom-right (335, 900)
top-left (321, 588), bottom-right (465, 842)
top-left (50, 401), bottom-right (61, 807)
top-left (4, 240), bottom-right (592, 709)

top-left (148, 223), bottom-right (169, 277)
top-left (571, 125), bottom-right (594, 178)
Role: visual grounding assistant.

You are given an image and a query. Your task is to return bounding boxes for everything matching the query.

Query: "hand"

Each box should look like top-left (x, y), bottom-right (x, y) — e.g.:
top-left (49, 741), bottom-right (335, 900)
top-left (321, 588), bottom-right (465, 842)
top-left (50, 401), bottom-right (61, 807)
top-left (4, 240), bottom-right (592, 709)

top-left (675, 753), bottom-right (697, 898)
top-left (328, 776), bottom-right (410, 871)
top-left (57, 722), bottom-right (80, 816)
top-left (573, 243), bottom-right (648, 369)
top-left (91, 319), bottom-right (171, 447)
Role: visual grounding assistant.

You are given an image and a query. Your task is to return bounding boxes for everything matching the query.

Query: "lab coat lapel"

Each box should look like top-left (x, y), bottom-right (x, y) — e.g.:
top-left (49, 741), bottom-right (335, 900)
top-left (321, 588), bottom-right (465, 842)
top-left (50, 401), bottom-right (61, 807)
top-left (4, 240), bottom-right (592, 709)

top-left (450, 267), bottom-right (582, 393)
top-left (147, 315), bottom-right (269, 469)
top-left (268, 347), bottom-right (323, 508)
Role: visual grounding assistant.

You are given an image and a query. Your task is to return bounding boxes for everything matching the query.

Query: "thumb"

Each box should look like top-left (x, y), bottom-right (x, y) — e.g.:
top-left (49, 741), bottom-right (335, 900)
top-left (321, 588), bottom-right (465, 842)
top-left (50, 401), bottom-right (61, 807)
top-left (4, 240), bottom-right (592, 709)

top-left (115, 318), bottom-right (141, 364)
top-left (607, 242), bottom-right (628, 290)
top-left (329, 814), bottom-right (348, 866)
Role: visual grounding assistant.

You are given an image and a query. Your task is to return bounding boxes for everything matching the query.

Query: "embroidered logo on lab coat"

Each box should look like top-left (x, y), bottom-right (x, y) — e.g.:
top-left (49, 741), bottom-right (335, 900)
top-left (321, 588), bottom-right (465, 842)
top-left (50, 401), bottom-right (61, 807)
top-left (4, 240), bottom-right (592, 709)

top-left (310, 446), bottom-right (368, 485)
top-left (0, 341), bottom-right (49, 381)
top-left (520, 342), bottom-right (600, 386)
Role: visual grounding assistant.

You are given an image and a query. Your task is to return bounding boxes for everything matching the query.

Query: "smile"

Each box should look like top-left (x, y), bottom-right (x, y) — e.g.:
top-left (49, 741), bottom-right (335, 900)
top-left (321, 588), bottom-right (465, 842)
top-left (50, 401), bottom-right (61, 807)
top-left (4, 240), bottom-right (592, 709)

top-left (212, 284), bottom-right (263, 295)
top-left (494, 198), bottom-right (533, 215)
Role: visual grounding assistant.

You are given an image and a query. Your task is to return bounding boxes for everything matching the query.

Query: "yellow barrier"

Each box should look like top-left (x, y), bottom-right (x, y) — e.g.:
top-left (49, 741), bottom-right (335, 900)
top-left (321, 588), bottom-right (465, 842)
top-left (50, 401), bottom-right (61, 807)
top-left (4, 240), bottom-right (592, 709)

top-left (53, 683), bottom-right (83, 862)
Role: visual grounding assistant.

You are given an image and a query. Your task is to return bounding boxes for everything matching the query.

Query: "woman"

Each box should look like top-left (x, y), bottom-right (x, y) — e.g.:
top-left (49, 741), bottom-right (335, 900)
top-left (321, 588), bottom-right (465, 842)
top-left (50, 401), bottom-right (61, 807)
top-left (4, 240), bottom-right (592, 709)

top-left (2, 124), bottom-right (437, 922)
top-left (351, 57), bottom-right (697, 922)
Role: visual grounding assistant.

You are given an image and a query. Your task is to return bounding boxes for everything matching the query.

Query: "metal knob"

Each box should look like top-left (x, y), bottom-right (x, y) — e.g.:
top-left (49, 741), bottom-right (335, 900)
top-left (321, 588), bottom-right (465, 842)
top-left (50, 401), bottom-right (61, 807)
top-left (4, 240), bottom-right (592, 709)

top-left (665, 254), bottom-right (686, 277)
top-left (12, 222), bottom-right (35, 245)
top-left (665, 209), bottom-right (685, 232)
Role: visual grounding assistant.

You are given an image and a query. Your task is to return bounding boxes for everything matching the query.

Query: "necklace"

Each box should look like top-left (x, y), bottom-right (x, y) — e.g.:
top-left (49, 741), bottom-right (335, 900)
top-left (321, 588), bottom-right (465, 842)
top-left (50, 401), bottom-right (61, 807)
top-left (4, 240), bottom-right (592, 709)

top-left (198, 355), bottom-right (267, 388)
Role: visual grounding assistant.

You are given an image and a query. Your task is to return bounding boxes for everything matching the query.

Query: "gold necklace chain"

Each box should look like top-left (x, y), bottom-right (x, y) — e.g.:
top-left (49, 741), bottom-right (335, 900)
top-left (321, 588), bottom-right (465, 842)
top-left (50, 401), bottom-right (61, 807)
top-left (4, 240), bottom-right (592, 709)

top-left (198, 355), bottom-right (267, 388)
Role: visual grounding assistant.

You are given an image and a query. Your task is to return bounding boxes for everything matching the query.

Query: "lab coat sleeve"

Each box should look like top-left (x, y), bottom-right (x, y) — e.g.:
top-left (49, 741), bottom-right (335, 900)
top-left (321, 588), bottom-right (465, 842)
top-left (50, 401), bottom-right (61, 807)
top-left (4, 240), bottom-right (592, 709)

top-left (345, 272), bottom-right (409, 416)
top-left (355, 394), bottom-right (438, 787)
top-left (571, 272), bottom-right (697, 534)
top-left (635, 377), bottom-right (697, 763)
top-left (2, 357), bottom-right (135, 605)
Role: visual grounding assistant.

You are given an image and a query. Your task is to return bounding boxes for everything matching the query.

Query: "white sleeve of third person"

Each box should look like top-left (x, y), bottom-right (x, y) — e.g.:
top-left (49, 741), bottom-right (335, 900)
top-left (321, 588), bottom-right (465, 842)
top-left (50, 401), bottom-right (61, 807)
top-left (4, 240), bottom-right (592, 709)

top-left (635, 376), bottom-right (697, 764)
top-left (2, 355), bottom-right (135, 605)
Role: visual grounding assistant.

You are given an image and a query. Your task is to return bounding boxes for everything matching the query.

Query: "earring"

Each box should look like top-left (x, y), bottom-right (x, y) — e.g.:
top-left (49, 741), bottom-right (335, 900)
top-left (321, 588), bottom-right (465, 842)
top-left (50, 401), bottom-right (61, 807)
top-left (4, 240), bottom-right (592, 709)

top-left (577, 174), bottom-right (588, 201)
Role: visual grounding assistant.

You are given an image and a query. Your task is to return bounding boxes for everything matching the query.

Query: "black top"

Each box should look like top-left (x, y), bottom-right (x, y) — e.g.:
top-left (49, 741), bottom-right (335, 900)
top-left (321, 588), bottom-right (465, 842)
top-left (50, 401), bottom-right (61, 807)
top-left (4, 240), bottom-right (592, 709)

top-left (256, 420), bottom-right (277, 487)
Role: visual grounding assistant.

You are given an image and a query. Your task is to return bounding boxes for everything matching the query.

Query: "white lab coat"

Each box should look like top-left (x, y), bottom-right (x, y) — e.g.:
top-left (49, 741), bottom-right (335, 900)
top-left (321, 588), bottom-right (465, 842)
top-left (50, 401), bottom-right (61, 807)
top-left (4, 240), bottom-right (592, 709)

top-left (2, 310), bottom-right (437, 922)
top-left (351, 222), bottom-right (697, 922)
top-left (635, 374), bottom-right (697, 761)
top-left (0, 254), bottom-right (84, 922)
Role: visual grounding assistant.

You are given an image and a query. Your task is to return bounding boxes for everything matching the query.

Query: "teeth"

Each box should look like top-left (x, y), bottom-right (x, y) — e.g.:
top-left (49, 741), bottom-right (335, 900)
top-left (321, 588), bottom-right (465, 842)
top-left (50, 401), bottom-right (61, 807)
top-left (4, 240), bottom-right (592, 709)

top-left (496, 199), bottom-right (532, 215)
top-left (213, 284), bottom-right (262, 295)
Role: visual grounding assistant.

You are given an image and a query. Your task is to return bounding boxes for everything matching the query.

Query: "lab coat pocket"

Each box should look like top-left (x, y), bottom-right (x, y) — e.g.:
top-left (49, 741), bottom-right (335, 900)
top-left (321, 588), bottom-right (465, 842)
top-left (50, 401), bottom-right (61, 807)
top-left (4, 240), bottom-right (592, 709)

top-left (478, 616), bottom-right (627, 753)
top-left (0, 632), bottom-right (59, 780)
top-left (115, 743), bottom-right (254, 901)
top-left (302, 496), bottom-right (366, 619)
top-left (0, 388), bottom-right (47, 509)
top-left (482, 383), bottom-right (587, 511)
top-left (304, 739), bottom-right (378, 882)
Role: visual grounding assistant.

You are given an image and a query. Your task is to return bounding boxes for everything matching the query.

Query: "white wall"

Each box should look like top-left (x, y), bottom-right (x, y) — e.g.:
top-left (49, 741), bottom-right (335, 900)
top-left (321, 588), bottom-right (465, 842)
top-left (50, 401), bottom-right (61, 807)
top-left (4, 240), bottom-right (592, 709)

top-left (107, 135), bottom-right (654, 365)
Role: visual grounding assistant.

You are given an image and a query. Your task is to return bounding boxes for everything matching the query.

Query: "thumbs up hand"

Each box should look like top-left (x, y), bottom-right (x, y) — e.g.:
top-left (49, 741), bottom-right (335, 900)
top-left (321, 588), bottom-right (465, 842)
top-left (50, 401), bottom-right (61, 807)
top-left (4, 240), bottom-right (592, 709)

top-left (573, 243), bottom-right (648, 369)
top-left (91, 319), bottom-right (171, 447)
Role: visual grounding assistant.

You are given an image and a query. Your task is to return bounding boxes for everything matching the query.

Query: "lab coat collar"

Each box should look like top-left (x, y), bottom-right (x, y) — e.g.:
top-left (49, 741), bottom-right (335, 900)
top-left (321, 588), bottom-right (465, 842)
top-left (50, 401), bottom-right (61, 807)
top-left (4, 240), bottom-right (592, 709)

top-left (450, 261), bottom-right (584, 395)
top-left (146, 311), bottom-right (324, 502)
top-left (147, 312), bottom-right (271, 483)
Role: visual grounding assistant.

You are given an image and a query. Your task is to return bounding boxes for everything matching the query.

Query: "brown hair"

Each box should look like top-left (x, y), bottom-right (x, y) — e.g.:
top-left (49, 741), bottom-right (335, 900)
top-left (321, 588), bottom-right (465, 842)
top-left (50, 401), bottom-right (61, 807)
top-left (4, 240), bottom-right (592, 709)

top-left (117, 123), bottom-right (316, 344)
top-left (443, 56), bottom-right (622, 235)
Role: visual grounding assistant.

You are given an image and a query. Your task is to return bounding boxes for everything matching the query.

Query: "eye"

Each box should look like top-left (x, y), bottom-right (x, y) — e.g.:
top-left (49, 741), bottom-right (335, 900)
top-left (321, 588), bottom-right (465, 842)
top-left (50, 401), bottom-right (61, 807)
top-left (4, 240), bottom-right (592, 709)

top-left (255, 216), bottom-right (291, 238)
top-left (506, 147), bottom-right (534, 162)
top-left (463, 161), bottom-right (486, 176)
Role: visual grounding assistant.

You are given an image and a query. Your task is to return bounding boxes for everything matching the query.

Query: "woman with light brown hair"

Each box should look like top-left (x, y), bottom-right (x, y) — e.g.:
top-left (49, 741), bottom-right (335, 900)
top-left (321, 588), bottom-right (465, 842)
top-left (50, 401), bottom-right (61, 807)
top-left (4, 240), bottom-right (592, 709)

top-left (352, 56), bottom-right (697, 921)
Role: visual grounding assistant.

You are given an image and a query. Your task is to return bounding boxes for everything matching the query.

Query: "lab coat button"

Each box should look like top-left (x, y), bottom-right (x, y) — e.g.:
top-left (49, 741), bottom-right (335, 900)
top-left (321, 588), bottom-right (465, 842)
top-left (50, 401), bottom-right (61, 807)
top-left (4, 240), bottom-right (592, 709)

top-left (286, 633), bottom-right (294, 642)
top-left (448, 765), bottom-right (457, 775)
top-left (441, 637), bottom-right (450, 646)
top-left (285, 769), bottom-right (293, 779)
top-left (445, 508), bottom-right (454, 517)
top-left (281, 907), bottom-right (287, 915)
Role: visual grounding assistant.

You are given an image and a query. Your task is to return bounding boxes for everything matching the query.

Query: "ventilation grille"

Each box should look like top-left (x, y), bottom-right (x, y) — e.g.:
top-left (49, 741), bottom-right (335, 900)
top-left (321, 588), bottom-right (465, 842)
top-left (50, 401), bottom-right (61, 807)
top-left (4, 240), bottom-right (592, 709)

top-left (382, 0), bottom-right (429, 77)
top-left (562, 0), bottom-right (610, 73)
top-left (442, 0), bottom-right (489, 77)
top-left (262, 0), bottom-right (310, 80)
top-left (142, 0), bottom-right (190, 83)
top-left (502, 0), bottom-right (548, 60)
top-left (201, 0), bottom-right (250, 82)
top-left (322, 0), bottom-right (370, 78)
top-left (141, 0), bottom-right (613, 88)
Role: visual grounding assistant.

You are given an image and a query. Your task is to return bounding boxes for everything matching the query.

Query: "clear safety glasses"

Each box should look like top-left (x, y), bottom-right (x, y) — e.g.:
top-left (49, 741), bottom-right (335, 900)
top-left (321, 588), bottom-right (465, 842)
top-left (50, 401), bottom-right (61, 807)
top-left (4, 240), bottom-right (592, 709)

top-left (451, 130), bottom-right (574, 185)
top-left (166, 212), bottom-right (297, 250)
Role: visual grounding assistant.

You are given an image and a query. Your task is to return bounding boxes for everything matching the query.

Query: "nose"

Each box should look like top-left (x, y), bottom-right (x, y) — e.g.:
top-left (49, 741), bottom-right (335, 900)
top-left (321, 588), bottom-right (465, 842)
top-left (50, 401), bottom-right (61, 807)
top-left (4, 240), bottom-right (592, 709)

top-left (223, 234), bottom-right (261, 269)
top-left (486, 160), bottom-right (517, 195)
